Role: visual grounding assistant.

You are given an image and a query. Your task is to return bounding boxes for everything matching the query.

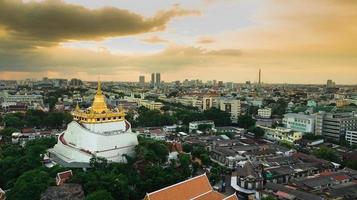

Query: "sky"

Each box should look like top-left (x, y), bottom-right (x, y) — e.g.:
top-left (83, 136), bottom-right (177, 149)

top-left (0, 0), bottom-right (356, 84)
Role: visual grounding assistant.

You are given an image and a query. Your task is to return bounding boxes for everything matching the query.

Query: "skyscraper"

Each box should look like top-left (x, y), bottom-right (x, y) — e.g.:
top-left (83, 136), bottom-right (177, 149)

top-left (155, 73), bottom-right (161, 87)
top-left (151, 73), bottom-right (155, 87)
top-left (259, 69), bottom-right (261, 85)
top-left (139, 75), bottom-right (145, 84)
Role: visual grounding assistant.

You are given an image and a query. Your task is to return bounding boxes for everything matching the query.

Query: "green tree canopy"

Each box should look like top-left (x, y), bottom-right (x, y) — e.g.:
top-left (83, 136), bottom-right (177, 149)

top-left (6, 169), bottom-right (51, 200)
top-left (238, 115), bottom-right (256, 129)
top-left (86, 190), bottom-right (114, 200)
top-left (313, 147), bottom-right (340, 163)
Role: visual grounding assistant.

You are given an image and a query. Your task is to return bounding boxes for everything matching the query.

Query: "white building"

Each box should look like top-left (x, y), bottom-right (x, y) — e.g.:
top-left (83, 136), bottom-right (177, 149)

top-left (202, 97), bottom-right (214, 110)
top-left (139, 100), bottom-right (164, 110)
top-left (257, 108), bottom-right (272, 119)
top-left (282, 113), bottom-right (315, 134)
top-left (189, 120), bottom-right (215, 133)
top-left (48, 82), bottom-right (138, 167)
top-left (346, 130), bottom-right (357, 146)
top-left (258, 125), bottom-right (302, 143)
top-left (0, 91), bottom-right (43, 105)
top-left (219, 98), bottom-right (241, 123)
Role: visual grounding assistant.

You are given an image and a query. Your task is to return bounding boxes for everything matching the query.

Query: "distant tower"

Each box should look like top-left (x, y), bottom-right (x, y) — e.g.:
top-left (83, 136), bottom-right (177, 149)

top-left (139, 75), bottom-right (145, 84)
top-left (155, 73), bottom-right (161, 87)
top-left (151, 73), bottom-right (155, 87)
top-left (258, 69), bottom-right (261, 85)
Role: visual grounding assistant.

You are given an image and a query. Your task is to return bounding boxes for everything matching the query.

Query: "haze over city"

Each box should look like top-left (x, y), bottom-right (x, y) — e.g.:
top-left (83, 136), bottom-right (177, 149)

top-left (0, 0), bottom-right (356, 84)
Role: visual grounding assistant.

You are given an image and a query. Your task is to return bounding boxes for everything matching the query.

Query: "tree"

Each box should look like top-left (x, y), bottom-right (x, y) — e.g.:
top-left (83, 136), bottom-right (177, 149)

top-left (86, 190), bottom-right (115, 200)
top-left (238, 115), bottom-right (256, 129)
top-left (203, 108), bottom-right (231, 126)
top-left (0, 138), bottom-right (56, 189)
top-left (136, 107), bottom-right (175, 127)
top-left (6, 169), bottom-right (51, 200)
top-left (209, 165), bottom-right (223, 185)
top-left (3, 113), bottom-right (25, 129)
top-left (313, 147), bottom-right (340, 163)
top-left (271, 99), bottom-right (288, 116)
top-left (90, 157), bottom-right (109, 171)
top-left (178, 154), bottom-right (192, 178)
top-left (0, 127), bottom-right (19, 137)
top-left (198, 124), bottom-right (212, 133)
top-left (135, 137), bottom-right (169, 164)
top-left (249, 127), bottom-right (264, 138)
top-left (346, 160), bottom-right (357, 170)
top-left (262, 196), bottom-right (277, 200)
top-left (182, 143), bottom-right (193, 153)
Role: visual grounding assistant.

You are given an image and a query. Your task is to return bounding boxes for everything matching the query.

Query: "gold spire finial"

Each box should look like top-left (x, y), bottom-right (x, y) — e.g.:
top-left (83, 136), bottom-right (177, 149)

top-left (75, 102), bottom-right (80, 111)
top-left (91, 80), bottom-right (108, 113)
top-left (97, 79), bottom-right (102, 95)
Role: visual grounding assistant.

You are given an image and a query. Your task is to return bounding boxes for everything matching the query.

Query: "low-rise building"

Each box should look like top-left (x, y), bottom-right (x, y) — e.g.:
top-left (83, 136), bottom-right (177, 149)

top-left (345, 130), bottom-right (357, 146)
top-left (139, 100), bottom-right (164, 110)
top-left (189, 120), bottom-right (215, 133)
top-left (257, 108), bottom-right (272, 119)
top-left (259, 126), bottom-right (303, 143)
top-left (219, 98), bottom-right (241, 123)
top-left (282, 113), bottom-right (315, 134)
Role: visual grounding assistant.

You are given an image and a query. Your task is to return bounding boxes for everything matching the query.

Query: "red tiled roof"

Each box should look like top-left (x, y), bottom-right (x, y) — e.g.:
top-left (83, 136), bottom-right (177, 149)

top-left (145, 174), bottom-right (212, 200)
top-left (56, 170), bottom-right (73, 186)
top-left (145, 174), bottom-right (239, 200)
top-left (193, 191), bottom-right (225, 200)
top-left (57, 170), bottom-right (73, 180)
top-left (333, 175), bottom-right (350, 181)
top-left (223, 194), bottom-right (239, 200)
top-left (319, 171), bottom-right (333, 176)
top-left (21, 128), bottom-right (35, 133)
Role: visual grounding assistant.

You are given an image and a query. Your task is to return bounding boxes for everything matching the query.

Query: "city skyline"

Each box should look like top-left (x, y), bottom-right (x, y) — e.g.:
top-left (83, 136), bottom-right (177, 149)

top-left (0, 0), bottom-right (357, 84)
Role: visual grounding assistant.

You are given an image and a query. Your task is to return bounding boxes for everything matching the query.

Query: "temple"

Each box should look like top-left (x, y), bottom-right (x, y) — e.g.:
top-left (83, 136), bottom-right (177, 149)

top-left (48, 81), bottom-right (138, 167)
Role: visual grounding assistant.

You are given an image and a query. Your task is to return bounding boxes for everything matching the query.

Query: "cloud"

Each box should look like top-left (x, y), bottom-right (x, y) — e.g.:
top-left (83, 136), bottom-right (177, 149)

top-left (0, 0), bottom-right (199, 48)
top-left (197, 36), bottom-right (215, 44)
top-left (0, 0), bottom-right (200, 78)
top-left (141, 35), bottom-right (169, 44)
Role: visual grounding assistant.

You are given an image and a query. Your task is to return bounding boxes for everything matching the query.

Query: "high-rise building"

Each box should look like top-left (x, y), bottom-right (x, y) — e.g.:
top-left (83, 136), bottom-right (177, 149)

top-left (259, 69), bottom-right (262, 85)
top-left (139, 75), bottom-right (145, 84)
top-left (155, 73), bottom-right (161, 87)
top-left (315, 112), bottom-right (357, 141)
top-left (326, 79), bottom-right (336, 88)
top-left (151, 73), bottom-right (155, 87)
top-left (69, 78), bottom-right (83, 87)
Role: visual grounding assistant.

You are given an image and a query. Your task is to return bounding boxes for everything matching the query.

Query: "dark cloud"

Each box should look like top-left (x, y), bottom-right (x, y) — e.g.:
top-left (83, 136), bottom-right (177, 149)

top-left (0, 0), bottom-right (199, 46)
top-left (0, 0), bottom-right (199, 73)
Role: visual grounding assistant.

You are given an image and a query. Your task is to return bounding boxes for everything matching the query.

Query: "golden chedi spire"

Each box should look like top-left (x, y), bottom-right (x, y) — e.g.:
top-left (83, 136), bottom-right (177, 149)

top-left (75, 102), bottom-right (80, 111)
top-left (72, 81), bottom-right (126, 124)
top-left (91, 81), bottom-right (108, 113)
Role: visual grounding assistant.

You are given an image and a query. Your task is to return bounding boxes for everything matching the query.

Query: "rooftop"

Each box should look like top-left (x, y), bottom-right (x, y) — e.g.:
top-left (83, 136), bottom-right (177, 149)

top-left (144, 174), bottom-right (238, 200)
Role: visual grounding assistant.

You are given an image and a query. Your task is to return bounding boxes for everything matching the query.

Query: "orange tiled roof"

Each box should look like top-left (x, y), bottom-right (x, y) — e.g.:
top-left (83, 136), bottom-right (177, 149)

top-left (145, 174), bottom-right (239, 200)
top-left (223, 194), bottom-right (239, 200)
top-left (145, 174), bottom-right (212, 200)
top-left (193, 190), bottom-right (225, 200)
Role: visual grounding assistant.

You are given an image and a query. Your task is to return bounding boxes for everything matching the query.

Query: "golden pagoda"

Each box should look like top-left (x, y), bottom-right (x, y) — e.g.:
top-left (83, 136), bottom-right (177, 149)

top-left (73, 81), bottom-right (125, 124)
